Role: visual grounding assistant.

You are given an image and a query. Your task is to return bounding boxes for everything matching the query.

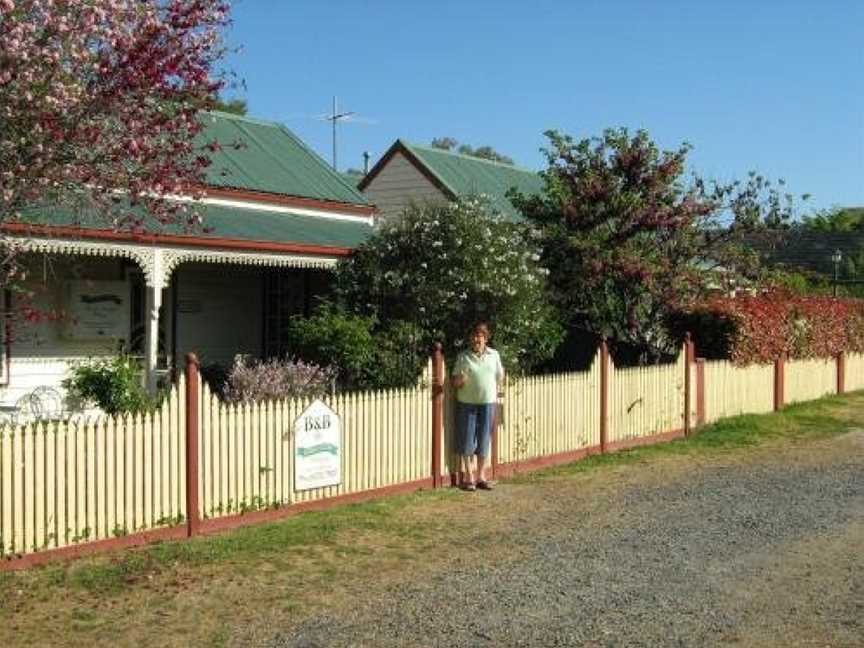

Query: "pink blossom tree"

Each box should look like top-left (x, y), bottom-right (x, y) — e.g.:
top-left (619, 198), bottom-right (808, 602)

top-left (512, 128), bottom-right (808, 362)
top-left (0, 0), bottom-right (233, 288)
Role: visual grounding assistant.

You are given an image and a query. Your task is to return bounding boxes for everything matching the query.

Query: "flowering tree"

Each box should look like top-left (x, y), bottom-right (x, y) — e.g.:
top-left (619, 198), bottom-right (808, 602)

top-left (0, 0), bottom-right (232, 287)
top-left (513, 128), bottom-right (806, 362)
top-left (332, 196), bottom-right (563, 373)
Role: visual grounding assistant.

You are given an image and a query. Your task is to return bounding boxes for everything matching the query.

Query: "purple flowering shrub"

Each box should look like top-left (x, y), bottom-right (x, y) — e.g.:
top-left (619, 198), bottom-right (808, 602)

top-left (222, 355), bottom-right (336, 404)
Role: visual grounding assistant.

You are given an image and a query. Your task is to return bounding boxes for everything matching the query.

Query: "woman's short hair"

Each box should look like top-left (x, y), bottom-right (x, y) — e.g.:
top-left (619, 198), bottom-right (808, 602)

top-left (470, 321), bottom-right (491, 338)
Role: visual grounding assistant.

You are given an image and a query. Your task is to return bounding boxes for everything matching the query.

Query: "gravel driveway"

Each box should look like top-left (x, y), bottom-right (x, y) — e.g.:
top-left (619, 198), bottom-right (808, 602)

top-left (258, 430), bottom-right (864, 648)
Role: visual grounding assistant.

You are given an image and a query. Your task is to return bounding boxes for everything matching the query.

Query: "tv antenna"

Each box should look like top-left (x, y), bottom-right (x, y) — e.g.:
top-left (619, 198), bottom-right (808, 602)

top-left (317, 96), bottom-right (376, 171)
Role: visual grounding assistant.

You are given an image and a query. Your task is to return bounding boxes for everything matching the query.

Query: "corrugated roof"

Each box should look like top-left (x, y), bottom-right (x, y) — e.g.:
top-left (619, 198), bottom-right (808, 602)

top-left (753, 230), bottom-right (864, 276)
top-left (400, 141), bottom-right (544, 220)
top-left (17, 202), bottom-right (373, 249)
top-left (197, 111), bottom-right (369, 207)
top-left (338, 171), bottom-right (363, 188)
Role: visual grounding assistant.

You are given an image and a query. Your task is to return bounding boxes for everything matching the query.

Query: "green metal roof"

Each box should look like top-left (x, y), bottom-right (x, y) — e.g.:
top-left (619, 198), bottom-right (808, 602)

top-left (338, 171), bottom-right (363, 188)
top-left (399, 141), bottom-right (544, 220)
top-left (17, 202), bottom-right (373, 249)
top-left (197, 111), bottom-right (369, 207)
top-left (751, 229), bottom-right (864, 277)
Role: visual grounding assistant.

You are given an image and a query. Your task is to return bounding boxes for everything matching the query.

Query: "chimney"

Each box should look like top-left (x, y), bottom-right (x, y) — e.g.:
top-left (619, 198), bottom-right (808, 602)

top-left (363, 151), bottom-right (371, 175)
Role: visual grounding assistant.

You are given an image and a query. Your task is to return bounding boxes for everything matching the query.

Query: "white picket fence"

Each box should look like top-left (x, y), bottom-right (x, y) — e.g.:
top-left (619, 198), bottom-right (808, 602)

top-left (2, 348), bottom-right (862, 561)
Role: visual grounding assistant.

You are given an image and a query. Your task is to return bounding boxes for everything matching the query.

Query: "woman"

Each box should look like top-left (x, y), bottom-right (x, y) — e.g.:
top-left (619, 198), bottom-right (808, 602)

top-left (451, 321), bottom-right (504, 491)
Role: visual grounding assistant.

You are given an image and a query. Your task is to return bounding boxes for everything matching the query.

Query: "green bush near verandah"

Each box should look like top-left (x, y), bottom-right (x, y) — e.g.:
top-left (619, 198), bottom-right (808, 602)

top-left (286, 307), bottom-right (426, 391)
top-left (63, 356), bottom-right (157, 415)
top-left (314, 196), bottom-right (562, 381)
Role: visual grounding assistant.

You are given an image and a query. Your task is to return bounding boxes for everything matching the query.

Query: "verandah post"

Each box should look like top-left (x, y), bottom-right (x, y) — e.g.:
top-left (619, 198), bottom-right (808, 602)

top-left (431, 343), bottom-right (444, 488)
top-left (599, 338), bottom-right (609, 453)
top-left (837, 352), bottom-right (846, 394)
top-left (185, 353), bottom-right (201, 537)
top-left (774, 354), bottom-right (786, 411)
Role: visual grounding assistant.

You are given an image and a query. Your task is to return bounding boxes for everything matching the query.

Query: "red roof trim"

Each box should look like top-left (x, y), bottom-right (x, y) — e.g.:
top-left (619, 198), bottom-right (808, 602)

top-left (357, 141), bottom-right (457, 199)
top-left (2, 223), bottom-right (354, 256)
top-left (198, 185), bottom-right (376, 216)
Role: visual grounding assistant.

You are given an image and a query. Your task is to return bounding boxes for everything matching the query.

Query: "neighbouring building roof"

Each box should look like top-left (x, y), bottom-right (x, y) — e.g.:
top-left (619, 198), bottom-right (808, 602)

top-left (198, 111), bottom-right (370, 208)
top-left (754, 229), bottom-right (864, 276)
top-left (359, 140), bottom-right (544, 221)
top-left (338, 172), bottom-right (363, 188)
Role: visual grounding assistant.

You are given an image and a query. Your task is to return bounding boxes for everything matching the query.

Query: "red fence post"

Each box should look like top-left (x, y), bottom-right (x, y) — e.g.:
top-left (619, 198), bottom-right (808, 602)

top-left (185, 353), bottom-right (201, 537)
top-left (837, 352), bottom-right (846, 394)
top-left (431, 343), bottom-right (444, 488)
top-left (695, 358), bottom-right (706, 426)
top-left (599, 338), bottom-right (609, 453)
top-left (774, 354), bottom-right (786, 411)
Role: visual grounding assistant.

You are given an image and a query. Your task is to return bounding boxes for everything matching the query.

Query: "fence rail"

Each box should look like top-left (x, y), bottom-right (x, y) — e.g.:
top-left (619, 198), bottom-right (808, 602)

top-left (2, 345), bottom-right (862, 565)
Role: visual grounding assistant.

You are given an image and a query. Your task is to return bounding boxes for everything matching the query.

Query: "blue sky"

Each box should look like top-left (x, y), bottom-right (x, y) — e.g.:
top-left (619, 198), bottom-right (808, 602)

top-left (224, 1), bottom-right (863, 213)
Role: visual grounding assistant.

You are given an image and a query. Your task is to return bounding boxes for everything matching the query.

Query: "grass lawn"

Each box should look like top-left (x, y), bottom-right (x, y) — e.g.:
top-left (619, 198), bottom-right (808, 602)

top-left (1, 391), bottom-right (861, 647)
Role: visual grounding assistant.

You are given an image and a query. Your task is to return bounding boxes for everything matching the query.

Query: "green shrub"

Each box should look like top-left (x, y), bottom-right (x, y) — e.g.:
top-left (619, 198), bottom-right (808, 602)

top-left (287, 307), bottom-right (425, 391)
top-left (63, 356), bottom-right (157, 415)
top-left (332, 196), bottom-right (563, 374)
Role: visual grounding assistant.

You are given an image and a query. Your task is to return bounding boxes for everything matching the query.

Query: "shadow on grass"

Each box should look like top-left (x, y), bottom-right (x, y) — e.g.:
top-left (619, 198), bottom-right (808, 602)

top-left (0, 488), bottom-right (460, 598)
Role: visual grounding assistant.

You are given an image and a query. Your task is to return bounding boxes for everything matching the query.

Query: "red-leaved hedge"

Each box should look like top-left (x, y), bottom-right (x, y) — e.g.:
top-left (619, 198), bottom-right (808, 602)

top-left (676, 293), bottom-right (864, 366)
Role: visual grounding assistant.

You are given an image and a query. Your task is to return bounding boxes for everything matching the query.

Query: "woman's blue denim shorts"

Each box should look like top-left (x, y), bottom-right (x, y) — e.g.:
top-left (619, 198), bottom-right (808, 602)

top-left (455, 402), bottom-right (495, 458)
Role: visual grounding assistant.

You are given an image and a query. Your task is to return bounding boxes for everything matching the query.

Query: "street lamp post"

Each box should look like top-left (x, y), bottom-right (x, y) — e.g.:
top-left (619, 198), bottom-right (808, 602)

top-left (832, 249), bottom-right (843, 297)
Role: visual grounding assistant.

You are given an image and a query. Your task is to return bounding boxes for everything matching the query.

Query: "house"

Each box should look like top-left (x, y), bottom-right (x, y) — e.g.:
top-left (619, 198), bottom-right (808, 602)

top-left (358, 140), bottom-right (544, 223)
top-left (0, 111), bottom-right (375, 414)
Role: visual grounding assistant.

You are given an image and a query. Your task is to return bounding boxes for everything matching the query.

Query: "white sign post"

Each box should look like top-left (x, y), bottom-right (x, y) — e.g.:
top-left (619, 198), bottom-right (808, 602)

top-left (293, 399), bottom-right (341, 491)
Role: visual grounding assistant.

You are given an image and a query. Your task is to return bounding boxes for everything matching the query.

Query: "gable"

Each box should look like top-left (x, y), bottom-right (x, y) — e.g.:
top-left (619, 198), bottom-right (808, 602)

top-left (361, 140), bottom-right (544, 222)
top-left (360, 150), bottom-right (450, 222)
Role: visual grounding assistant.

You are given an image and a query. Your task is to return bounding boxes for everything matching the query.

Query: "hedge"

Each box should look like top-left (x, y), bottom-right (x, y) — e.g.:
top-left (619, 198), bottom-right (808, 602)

top-left (673, 293), bottom-right (864, 365)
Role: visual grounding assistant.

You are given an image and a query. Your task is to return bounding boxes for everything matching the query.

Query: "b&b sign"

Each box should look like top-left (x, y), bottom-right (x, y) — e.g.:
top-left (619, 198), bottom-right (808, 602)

top-left (292, 400), bottom-right (341, 491)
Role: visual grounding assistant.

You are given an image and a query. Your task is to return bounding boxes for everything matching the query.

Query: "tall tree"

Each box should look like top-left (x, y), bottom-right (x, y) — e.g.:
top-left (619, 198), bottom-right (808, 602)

top-left (430, 137), bottom-right (458, 151)
top-left (430, 137), bottom-right (514, 165)
top-left (513, 128), bottom-right (804, 361)
top-left (0, 0), bottom-right (232, 288)
top-left (800, 207), bottom-right (864, 232)
top-left (212, 96), bottom-right (248, 115)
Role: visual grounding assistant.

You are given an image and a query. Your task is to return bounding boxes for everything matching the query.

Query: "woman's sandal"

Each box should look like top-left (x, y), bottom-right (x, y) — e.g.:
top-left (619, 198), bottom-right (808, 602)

top-left (476, 480), bottom-right (494, 491)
